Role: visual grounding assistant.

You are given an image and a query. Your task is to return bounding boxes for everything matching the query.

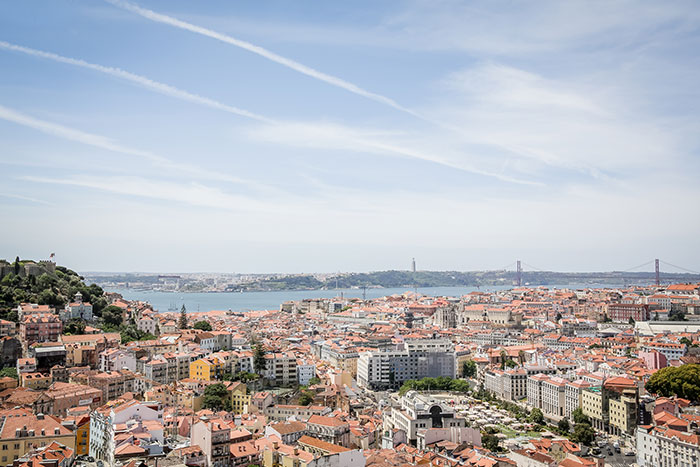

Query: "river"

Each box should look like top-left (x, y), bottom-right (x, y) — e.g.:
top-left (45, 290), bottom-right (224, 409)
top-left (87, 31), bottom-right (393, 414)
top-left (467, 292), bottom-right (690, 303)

top-left (105, 283), bottom-right (615, 313)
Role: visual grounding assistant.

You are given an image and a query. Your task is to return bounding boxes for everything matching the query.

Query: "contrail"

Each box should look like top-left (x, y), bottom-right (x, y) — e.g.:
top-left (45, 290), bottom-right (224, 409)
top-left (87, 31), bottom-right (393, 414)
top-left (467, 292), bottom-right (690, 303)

top-left (103, 0), bottom-right (424, 119)
top-left (0, 40), bottom-right (272, 124)
top-left (0, 104), bottom-right (264, 188)
top-left (0, 41), bottom-right (535, 185)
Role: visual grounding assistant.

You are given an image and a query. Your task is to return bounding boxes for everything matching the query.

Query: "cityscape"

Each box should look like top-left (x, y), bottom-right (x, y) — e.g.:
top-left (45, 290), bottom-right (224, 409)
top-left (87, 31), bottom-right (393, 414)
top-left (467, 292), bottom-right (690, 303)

top-left (0, 257), bottom-right (699, 467)
top-left (2, 1), bottom-right (700, 467)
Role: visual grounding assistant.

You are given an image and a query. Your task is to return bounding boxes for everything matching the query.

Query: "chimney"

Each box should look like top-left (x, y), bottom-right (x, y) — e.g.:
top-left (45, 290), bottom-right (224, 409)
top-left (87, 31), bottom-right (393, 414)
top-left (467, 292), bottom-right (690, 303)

top-left (37, 414), bottom-right (44, 420)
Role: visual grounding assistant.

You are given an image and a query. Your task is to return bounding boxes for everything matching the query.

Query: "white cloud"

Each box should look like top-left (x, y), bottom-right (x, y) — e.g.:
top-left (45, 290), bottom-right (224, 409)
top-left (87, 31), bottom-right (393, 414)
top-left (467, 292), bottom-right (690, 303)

top-left (0, 104), bottom-right (269, 190)
top-left (0, 40), bottom-right (272, 123)
top-left (104, 0), bottom-right (423, 119)
top-left (21, 175), bottom-right (278, 213)
top-left (243, 120), bottom-right (540, 185)
top-left (0, 192), bottom-right (53, 206)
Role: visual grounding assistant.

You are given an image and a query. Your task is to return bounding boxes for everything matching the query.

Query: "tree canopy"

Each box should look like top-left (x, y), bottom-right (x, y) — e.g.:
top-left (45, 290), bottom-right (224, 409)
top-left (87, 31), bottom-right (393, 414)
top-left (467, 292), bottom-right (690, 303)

top-left (645, 364), bottom-right (700, 402)
top-left (572, 421), bottom-right (595, 445)
top-left (253, 339), bottom-right (267, 375)
top-left (529, 408), bottom-right (544, 424)
top-left (178, 305), bottom-right (188, 329)
top-left (572, 407), bottom-right (590, 425)
top-left (101, 305), bottom-right (124, 328)
top-left (193, 320), bottom-right (213, 331)
top-left (298, 389), bottom-right (315, 406)
top-left (399, 376), bottom-right (470, 395)
top-left (481, 433), bottom-right (501, 452)
top-left (557, 418), bottom-right (570, 433)
top-left (202, 383), bottom-right (232, 411)
top-left (462, 360), bottom-right (477, 378)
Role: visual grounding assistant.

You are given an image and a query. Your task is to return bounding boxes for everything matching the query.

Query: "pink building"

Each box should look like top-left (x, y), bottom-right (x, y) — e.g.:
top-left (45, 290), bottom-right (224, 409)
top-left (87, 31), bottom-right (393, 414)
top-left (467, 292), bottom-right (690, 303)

top-left (639, 350), bottom-right (667, 370)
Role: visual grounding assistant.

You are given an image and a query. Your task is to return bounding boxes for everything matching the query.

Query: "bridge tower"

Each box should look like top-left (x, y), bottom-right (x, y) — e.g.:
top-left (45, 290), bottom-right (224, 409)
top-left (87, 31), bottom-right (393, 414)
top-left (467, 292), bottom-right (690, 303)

top-left (655, 258), bottom-right (660, 286)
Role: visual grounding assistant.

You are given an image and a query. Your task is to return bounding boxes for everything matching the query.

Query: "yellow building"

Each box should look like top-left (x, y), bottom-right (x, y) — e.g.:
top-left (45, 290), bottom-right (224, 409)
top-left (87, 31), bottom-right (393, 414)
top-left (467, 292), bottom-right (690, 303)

top-left (75, 416), bottom-right (90, 456)
top-left (228, 382), bottom-right (251, 415)
top-left (581, 386), bottom-right (604, 431)
top-left (19, 372), bottom-right (51, 390)
top-left (609, 393), bottom-right (637, 436)
top-left (189, 357), bottom-right (223, 381)
top-left (0, 412), bottom-right (76, 464)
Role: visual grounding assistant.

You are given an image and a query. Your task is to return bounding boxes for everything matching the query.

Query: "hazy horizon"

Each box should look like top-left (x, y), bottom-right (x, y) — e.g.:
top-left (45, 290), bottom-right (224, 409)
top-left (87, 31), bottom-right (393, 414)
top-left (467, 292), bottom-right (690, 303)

top-left (2, 1), bottom-right (699, 273)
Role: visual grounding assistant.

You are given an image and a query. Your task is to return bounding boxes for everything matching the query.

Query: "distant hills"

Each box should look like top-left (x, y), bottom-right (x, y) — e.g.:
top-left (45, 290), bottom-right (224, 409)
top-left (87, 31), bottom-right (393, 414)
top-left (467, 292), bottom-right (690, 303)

top-left (231, 270), bottom-right (700, 292)
top-left (85, 268), bottom-right (700, 293)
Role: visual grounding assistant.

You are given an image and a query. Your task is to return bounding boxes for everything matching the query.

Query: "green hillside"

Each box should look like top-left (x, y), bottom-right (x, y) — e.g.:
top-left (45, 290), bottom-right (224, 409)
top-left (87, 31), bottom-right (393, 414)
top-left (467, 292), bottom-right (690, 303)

top-left (0, 258), bottom-right (108, 322)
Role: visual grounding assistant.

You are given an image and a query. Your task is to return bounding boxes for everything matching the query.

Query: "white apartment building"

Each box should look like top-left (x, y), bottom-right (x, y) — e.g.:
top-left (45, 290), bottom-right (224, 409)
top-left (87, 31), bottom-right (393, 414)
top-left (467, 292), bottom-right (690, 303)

top-left (565, 379), bottom-right (591, 419)
top-left (641, 342), bottom-right (686, 362)
top-left (357, 339), bottom-right (455, 390)
top-left (637, 425), bottom-right (700, 467)
top-left (99, 348), bottom-right (136, 373)
top-left (484, 368), bottom-right (528, 401)
top-left (297, 360), bottom-right (317, 386)
top-left (89, 400), bottom-right (163, 466)
top-left (541, 376), bottom-right (567, 418)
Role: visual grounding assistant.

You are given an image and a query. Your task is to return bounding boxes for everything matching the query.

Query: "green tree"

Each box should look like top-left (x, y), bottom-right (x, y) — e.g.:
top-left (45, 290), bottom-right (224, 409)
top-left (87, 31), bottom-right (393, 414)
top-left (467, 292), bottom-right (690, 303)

top-left (193, 320), bottom-right (213, 331)
top-left (628, 317), bottom-right (635, 325)
top-left (204, 383), bottom-right (229, 399)
top-left (64, 318), bottom-right (86, 335)
top-left (202, 383), bottom-right (230, 411)
top-left (308, 377), bottom-right (321, 386)
top-left (299, 389), bottom-right (315, 406)
top-left (653, 312), bottom-right (660, 321)
top-left (0, 367), bottom-right (18, 380)
top-left (555, 312), bottom-right (562, 322)
top-left (669, 309), bottom-right (687, 321)
top-left (253, 341), bottom-right (267, 375)
top-left (462, 360), bottom-right (477, 378)
top-left (119, 325), bottom-right (156, 344)
top-left (203, 394), bottom-right (224, 411)
top-left (102, 306), bottom-right (123, 328)
top-left (680, 337), bottom-right (692, 346)
top-left (481, 433), bottom-right (500, 452)
top-left (530, 408), bottom-right (544, 425)
top-left (572, 422), bottom-right (595, 445)
top-left (558, 417), bottom-right (570, 433)
top-left (572, 407), bottom-right (589, 425)
top-left (178, 305), bottom-right (188, 329)
top-left (504, 359), bottom-right (518, 368)
top-left (645, 364), bottom-right (700, 401)
top-left (13, 257), bottom-right (20, 275)
top-left (449, 379), bottom-right (471, 393)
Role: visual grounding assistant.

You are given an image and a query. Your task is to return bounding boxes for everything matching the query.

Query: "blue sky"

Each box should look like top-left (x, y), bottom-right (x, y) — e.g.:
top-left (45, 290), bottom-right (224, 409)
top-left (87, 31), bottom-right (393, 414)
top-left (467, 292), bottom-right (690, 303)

top-left (1, 0), bottom-right (699, 273)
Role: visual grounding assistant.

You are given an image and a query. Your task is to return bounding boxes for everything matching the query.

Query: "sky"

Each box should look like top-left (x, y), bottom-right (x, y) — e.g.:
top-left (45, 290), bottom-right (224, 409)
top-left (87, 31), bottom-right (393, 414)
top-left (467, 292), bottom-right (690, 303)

top-left (1, 1), bottom-right (699, 274)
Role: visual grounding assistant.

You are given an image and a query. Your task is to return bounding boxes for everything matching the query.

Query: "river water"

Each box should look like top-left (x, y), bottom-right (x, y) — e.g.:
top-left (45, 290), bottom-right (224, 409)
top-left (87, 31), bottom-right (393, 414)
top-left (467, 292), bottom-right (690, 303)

top-left (105, 283), bottom-right (613, 313)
